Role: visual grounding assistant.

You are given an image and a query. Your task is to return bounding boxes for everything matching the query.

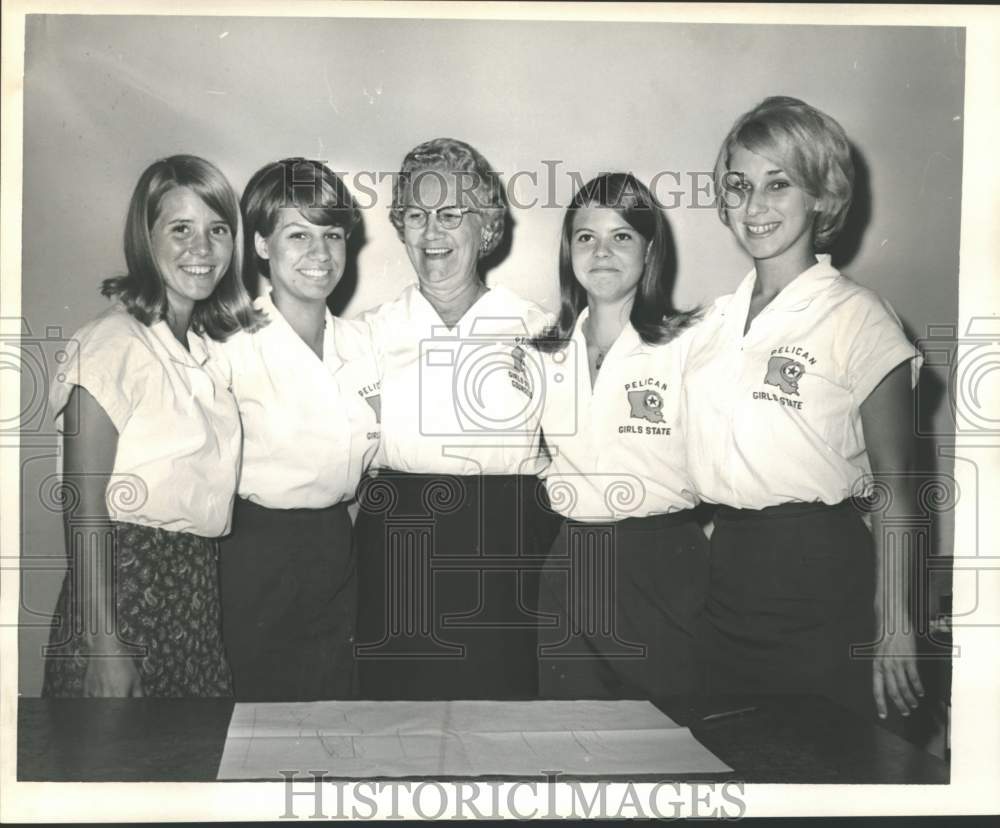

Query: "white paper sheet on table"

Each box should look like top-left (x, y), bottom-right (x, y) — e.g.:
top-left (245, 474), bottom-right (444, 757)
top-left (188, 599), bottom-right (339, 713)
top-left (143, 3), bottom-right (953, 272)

top-left (216, 700), bottom-right (731, 780)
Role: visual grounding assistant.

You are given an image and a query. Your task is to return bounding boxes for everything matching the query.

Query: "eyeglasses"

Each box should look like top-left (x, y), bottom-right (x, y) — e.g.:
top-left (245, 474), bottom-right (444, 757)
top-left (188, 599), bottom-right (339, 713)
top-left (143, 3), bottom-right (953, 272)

top-left (401, 206), bottom-right (477, 230)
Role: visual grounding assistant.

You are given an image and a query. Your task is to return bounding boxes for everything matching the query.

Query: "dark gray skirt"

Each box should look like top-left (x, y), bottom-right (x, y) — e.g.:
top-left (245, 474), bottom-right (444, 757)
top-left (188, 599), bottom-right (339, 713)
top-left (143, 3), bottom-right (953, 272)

top-left (354, 472), bottom-right (556, 700)
top-left (219, 497), bottom-right (356, 701)
top-left (538, 511), bottom-right (709, 702)
top-left (698, 501), bottom-right (876, 717)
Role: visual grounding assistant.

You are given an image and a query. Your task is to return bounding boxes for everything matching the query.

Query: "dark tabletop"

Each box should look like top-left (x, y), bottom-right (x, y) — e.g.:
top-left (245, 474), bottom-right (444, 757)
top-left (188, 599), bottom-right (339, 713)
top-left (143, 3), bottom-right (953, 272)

top-left (17, 694), bottom-right (949, 784)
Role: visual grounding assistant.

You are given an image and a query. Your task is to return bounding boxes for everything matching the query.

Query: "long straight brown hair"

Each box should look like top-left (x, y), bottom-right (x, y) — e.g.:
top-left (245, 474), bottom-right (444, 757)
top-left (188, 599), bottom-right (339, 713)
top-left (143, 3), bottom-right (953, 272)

top-left (535, 172), bottom-right (699, 352)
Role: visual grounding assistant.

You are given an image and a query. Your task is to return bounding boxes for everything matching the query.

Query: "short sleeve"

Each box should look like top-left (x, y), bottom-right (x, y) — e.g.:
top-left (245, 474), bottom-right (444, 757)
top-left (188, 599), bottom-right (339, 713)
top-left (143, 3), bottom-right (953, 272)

top-left (841, 290), bottom-right (923, 403)
top-left (49, 313), bottom-right (146, 433)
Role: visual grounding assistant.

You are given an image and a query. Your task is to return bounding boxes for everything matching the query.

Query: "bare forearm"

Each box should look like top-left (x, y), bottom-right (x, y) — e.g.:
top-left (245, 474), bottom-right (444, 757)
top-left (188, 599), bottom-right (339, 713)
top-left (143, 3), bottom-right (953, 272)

top-left (61, 386), bottom-right (124, 654)
top-left (64, 515), bottom-right (123, 653)
top-left (870, 477), bottom-right (916, 634)
top-left (860, 361), bottom-right (924, 716)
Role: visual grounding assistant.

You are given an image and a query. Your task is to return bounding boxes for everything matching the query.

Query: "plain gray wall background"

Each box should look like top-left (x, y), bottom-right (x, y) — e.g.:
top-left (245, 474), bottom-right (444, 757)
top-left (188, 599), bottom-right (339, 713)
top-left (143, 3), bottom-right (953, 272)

top-left (19, 16), bottom-right (963, 694)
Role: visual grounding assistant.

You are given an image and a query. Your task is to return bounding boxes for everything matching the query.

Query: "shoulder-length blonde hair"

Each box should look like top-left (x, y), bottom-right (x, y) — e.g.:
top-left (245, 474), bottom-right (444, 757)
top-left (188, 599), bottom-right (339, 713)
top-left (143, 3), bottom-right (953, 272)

top-left (713, 96), bottom-right (854, 251)
top-left (102, 154), bottom-right (262, 340)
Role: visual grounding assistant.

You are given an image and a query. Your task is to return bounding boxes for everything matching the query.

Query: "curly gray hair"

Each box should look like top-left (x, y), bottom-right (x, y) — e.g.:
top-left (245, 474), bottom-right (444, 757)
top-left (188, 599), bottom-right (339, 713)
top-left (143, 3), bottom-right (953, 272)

top-left (389, 137), bottom-right (506, 257)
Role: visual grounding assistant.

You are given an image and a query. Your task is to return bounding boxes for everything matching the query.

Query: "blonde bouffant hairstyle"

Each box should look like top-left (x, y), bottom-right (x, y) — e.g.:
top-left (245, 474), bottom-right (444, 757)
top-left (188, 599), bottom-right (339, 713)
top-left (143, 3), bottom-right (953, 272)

top-left (713, 96), bottom-right (854, 251)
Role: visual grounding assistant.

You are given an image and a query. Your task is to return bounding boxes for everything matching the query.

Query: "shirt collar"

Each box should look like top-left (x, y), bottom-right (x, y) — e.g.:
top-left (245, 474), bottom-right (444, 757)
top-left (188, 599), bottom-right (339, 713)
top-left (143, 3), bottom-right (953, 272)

top-left (257, 288), bottom-right (339, 366)
top-left (150, 319), bottom-right (210, 367)
top-left (407, 281), bottom-right (500, 333)
top-left (405, 282), bottom-right (444, 330)
top-left (767, 254), bottom-right (840, 311)
top-left (723, 254), bottom-right (840, 327)
top-left (187, 331), bottom-right (210, 365)
top-left (257, 287), bottom-right (334, 325)
top-left (574, 306), bottom-right (645, 357)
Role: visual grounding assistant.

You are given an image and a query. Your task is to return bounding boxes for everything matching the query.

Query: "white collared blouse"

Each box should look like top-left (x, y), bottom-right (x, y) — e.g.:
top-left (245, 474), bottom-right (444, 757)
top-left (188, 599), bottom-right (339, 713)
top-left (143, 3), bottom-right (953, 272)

top-left (681, 255), bottom-right (923, 509)
top-left (360, 283), bottom-right (554, 476)
top-left (538, 308), bottom-right (699, 521)
top-left (214, 291), bottom-right (381, 510)
top-left (49, 303), bottom-right (242, 536)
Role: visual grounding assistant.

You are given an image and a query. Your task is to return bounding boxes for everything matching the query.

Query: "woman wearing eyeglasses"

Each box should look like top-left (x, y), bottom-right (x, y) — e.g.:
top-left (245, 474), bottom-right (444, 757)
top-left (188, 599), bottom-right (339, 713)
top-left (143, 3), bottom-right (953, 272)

top-left (354, 137), bottom-right (555, 700)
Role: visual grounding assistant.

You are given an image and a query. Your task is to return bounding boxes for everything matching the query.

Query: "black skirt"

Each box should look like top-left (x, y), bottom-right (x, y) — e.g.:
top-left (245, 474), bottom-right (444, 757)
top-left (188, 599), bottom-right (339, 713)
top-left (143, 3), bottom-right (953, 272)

top-left (354, 472), bottom-right (556, 700)
top-left (43, 522), bottom-right (232, 698)
top-left (538, 511), bottom-right (709, 702)
top-left (698, 501), bottom-right (876, 716)
top-left (219, 498), bottom-right (356, 701)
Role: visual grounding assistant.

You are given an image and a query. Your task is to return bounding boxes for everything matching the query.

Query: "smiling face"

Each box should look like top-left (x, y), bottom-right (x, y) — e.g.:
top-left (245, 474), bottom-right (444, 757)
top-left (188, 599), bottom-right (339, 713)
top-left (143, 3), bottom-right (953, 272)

top-left (150, 186), bottom-right (234, 320)
top-left (569, 206), bottom-right (648, 305)
top-left (255, 207), bottom-right (346, 306)
top-left (401, 170), bottom-right (484, 290)
top-left (725, 145), bottom-right (818, 272)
